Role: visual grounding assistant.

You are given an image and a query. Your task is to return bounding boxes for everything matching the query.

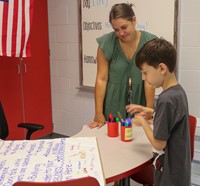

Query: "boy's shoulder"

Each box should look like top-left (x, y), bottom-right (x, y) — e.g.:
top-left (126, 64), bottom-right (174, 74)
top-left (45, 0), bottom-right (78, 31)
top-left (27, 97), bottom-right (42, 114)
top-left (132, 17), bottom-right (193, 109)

top-left (164, 84), bottom-right (183, 92)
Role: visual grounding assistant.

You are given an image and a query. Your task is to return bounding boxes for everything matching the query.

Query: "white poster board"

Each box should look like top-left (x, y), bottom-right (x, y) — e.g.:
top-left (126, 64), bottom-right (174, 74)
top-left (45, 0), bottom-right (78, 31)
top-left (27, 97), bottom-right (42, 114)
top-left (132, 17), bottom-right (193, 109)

top-left (80, 0), bottom-right (177, 87)
top-left (0, 137), bottom-right (105, 186)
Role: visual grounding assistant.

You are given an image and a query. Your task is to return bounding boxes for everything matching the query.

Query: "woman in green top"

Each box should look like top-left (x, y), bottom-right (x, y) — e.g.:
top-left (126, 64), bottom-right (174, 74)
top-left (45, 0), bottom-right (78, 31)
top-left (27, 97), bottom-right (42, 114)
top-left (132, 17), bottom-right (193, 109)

top-left (89, 3), bottom-right (156, 128)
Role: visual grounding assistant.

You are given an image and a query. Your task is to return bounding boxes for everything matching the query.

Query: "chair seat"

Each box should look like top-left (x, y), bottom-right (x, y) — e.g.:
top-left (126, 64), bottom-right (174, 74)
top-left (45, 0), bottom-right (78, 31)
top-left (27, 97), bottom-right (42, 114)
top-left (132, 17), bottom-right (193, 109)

top-left (13, 176), bottom-right (100, 186)
top-left (131, 163), bottom-right (154, 185)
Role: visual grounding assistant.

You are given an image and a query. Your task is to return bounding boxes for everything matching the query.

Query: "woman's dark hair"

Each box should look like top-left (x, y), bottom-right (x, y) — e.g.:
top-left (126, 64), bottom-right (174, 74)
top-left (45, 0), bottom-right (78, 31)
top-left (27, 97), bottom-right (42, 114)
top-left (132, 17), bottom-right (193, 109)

top-left (136, 38), bottom-right (177, 72)
top-left (109, 3), bottom-right (135, 23)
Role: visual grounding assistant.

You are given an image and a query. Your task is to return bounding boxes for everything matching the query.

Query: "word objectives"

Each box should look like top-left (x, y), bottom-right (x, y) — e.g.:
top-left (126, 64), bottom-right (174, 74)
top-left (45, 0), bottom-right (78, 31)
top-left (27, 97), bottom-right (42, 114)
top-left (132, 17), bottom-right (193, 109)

top-left (83, 21), bottom-right (102, 31)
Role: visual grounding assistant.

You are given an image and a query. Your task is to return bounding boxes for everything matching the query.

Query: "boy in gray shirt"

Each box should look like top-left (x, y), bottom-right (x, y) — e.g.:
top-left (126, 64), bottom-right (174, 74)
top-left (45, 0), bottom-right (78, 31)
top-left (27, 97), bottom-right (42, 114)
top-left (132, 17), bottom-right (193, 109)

top-left (126, 38), bottom-right (191, 186)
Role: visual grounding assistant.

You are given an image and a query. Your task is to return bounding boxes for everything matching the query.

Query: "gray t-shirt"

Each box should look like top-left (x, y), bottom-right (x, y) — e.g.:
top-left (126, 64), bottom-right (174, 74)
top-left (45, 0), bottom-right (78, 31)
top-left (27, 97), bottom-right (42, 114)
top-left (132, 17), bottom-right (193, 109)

top-left (153, 84), bottom-right (191, 186)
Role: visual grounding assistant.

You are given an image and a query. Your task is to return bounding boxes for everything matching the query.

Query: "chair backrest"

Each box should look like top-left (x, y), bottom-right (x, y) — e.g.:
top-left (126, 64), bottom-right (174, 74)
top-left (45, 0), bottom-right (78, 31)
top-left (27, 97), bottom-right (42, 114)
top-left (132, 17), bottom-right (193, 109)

top-left (0, 102), bottom-right (9, 140)
top-left (189, 115), bottom-right (197, 161)
top-left (12, 177), bottom-right (100, 186)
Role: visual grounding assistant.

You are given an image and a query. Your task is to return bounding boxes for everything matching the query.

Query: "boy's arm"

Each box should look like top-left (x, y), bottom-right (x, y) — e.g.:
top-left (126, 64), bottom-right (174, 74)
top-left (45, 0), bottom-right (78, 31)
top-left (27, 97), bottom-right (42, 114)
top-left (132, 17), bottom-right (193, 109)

top-left (133, 116), bottom-right (166, 150)
top-left (142, 121), bottom-right (166, 150)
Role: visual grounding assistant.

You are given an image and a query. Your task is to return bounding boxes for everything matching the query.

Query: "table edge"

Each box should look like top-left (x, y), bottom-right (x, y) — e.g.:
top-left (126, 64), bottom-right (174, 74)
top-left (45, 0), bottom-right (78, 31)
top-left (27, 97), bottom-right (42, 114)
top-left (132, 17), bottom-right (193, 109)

top-left (105, 158), bottom-right (153, 183)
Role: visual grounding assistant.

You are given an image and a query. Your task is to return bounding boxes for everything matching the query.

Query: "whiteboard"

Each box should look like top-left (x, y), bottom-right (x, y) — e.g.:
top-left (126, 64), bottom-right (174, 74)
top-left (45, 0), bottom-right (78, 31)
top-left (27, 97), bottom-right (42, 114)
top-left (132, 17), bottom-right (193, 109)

top-left (80, 0), bottom-right (177, 87)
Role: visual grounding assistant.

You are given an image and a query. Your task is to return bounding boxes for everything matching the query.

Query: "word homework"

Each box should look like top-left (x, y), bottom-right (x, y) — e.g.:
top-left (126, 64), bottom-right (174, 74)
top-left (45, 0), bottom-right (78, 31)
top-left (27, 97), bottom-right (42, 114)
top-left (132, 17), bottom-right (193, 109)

top-left (0, 137), bottom-right (105, 186)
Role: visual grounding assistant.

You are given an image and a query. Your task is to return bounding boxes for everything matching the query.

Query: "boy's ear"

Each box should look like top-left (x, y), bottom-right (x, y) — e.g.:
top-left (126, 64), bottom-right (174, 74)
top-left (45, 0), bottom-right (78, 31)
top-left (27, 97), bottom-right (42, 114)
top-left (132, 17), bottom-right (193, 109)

top-left (159, 63), bottom-right (167, 75)
top-left (132, 16), bottom-right (136, 22)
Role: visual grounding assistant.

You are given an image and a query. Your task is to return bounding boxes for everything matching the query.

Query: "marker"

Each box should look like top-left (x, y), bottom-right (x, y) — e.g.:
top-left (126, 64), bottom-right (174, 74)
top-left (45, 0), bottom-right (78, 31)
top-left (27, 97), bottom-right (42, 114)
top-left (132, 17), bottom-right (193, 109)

top-left (117, 111), bottom-right (124, 122)
top-left (109, 113), bottom-right (114, 122)
top-left (115, 117), bottom-right (119, 122)
top-left (127, 118), bottom-right (132, 126)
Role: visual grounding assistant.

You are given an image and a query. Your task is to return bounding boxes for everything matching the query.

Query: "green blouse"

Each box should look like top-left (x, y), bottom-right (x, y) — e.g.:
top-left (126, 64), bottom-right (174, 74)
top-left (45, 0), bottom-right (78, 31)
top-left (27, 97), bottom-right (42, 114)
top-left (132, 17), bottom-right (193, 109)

top-left (96, 31), bottom-right (156, 120)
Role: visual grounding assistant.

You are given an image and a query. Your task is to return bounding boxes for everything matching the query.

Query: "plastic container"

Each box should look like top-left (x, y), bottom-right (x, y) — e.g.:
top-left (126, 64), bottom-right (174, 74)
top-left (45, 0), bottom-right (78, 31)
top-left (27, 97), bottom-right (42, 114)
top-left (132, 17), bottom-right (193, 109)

top-left (121, 124), bottom-right (133, 142)
top-left (107, 122), bottom-right (119, 137)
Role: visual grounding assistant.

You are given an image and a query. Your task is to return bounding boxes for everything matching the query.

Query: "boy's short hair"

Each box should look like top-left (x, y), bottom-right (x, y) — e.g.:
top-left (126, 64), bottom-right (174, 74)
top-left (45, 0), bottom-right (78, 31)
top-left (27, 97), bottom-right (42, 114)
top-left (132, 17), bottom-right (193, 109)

top-left (136, 38), bottom-right (176, 72)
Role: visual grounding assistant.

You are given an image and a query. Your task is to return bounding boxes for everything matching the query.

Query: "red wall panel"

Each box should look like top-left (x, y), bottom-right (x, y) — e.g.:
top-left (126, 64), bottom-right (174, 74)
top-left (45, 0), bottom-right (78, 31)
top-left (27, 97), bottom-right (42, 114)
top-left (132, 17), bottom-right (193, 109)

top-left (0, 0), bottom-right (52, 139)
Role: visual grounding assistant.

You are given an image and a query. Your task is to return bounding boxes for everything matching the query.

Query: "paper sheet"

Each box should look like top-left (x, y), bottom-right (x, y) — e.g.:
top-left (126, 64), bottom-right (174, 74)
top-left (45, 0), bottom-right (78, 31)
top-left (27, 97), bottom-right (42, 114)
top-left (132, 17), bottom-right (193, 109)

top-left (0, 137), bottom-right (105, 186)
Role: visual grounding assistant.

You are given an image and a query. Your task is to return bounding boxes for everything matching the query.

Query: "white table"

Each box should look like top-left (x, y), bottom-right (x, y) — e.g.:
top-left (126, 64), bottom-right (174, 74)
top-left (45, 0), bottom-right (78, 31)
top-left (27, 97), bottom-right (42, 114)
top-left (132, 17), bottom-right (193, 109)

top-left (72, 124), bottom-right (153, 184)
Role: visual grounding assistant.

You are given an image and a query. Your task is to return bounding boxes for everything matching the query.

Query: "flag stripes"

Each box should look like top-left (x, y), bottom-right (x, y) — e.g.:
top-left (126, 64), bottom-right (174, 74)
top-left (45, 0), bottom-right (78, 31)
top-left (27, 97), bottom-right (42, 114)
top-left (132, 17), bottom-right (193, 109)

top-left (0, 0), bottom-right (34, 57)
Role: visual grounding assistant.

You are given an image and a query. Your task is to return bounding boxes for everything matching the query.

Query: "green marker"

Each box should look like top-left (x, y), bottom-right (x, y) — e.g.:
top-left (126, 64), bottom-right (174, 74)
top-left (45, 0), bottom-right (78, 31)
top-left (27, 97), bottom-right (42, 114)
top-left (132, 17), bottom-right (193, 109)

top-left (115, 117), bottom-right (119, 122)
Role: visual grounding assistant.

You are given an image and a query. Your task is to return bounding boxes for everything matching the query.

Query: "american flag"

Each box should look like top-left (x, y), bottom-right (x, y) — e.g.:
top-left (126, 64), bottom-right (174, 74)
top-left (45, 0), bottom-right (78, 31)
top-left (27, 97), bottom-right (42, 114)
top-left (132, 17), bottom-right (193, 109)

top-left (0, 0), bottom-right (34, 57)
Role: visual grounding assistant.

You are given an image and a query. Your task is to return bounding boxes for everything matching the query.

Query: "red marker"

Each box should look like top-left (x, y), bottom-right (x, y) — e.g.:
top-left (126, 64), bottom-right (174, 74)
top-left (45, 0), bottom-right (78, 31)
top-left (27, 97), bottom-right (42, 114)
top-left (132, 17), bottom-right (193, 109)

top-left (109, 113), bottom-right (114, 122)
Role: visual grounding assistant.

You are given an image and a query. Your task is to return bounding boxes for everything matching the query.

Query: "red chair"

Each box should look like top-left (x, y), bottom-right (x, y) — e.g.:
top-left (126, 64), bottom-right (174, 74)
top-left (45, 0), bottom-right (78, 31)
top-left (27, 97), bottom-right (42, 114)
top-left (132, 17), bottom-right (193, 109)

top-left (189, 115), bottom-right (197, 160)
top-left (12, 176), bottom-right (100, 186)
top-left (130, 115), bottom-right (197, 186)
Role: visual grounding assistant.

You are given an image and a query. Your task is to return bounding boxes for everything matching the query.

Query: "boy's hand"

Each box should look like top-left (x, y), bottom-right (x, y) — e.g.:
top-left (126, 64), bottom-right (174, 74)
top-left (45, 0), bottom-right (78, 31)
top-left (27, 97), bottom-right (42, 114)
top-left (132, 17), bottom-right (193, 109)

top-left (132, 114), bottom-right (147, 127)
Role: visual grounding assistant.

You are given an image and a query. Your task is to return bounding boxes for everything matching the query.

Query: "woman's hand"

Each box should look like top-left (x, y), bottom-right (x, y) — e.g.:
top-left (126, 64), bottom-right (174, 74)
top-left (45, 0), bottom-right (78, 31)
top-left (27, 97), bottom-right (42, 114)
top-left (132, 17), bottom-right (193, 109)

top-left (126, 104), bottom-right (154, 119)
top-left (126, 104), bottom-right (146, 116)
top-left (88, 113), bottom-right (106, 128)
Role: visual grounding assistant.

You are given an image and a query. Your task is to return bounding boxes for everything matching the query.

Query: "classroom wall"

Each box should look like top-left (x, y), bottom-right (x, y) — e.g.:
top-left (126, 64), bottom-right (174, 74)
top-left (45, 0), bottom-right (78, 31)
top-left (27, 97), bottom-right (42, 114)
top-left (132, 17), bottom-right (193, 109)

top-left (48, 0), bottom-right (95, 136)
top-left (178, 0), bottom-right (200, 118)
top-left (178, 2), bottom-right (200, 183)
